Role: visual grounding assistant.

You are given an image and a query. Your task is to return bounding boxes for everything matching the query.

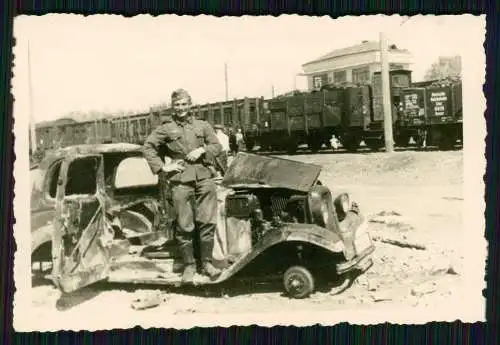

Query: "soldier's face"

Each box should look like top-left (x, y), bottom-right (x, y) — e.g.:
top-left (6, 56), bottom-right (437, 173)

top-left (173, 96), bottom-right (191, 118)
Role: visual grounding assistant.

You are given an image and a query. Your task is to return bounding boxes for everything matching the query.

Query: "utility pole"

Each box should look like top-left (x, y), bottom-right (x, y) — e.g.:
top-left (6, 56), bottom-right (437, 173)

top-left (224, 62), bottom-right (228, 101)
top-left (379, 31), bottom-right (394, 153)
top-left (28, 41), bottom-right (37, 152)
top-left (271, 85), bottom-right (275, 98)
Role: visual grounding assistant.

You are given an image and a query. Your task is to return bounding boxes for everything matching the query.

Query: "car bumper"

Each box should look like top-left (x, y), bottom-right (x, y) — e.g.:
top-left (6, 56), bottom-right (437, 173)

top-left (336, 219), bottom-right (375, 275)
top-left (336, 244), bottom-right (375, 275)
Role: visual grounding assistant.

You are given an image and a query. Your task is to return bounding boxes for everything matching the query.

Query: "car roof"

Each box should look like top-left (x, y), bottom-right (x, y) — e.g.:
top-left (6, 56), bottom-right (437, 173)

top-left (59, 143), bottom-right (143, 154)
top-left (38, 143), bottom-right (144, 169)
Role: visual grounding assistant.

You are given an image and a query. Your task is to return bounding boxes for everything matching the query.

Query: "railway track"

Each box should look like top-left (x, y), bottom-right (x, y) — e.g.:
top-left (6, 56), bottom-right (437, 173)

top-left (246, 142), bottom-right (463, 157)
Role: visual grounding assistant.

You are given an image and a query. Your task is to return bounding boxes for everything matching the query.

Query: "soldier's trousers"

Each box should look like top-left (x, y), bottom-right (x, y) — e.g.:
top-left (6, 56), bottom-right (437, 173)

top-left (171, 178), bottom-right (218, 265)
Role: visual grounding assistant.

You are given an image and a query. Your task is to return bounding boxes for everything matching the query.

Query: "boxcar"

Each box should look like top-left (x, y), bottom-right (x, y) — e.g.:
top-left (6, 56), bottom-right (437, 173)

top-left (190, 97), bottom-right (265, 151)
top-left (399, 78), bottom-right (463, 149)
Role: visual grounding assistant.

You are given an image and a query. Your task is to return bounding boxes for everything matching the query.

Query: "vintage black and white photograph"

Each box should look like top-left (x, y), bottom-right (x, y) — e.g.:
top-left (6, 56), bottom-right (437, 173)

top-left (13, 14), bottom-right (486, 331)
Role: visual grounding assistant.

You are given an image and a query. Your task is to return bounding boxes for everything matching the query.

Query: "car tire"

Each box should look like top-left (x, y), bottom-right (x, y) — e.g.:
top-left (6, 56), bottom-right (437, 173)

top-left (283, 265), bottom-right (315, 299)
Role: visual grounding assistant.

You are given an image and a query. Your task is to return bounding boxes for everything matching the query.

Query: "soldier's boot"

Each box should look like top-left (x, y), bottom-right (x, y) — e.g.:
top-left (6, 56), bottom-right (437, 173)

top-left (179, 244), bottom-right (197, 284)
top-left (200, 239), bottom-right (221, 280)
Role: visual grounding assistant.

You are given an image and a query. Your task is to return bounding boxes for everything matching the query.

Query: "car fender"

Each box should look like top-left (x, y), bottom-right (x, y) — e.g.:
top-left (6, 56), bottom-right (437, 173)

top-left (214, 223), bottom-right (344, 283)
top-left (31, 224), bottom-right (53, 256)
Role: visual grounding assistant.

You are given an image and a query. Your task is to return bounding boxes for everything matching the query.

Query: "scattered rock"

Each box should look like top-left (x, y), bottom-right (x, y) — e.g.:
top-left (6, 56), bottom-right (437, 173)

top-left (376, 210), bottom-right (402, 217)
top-left (410, 281), bottom-right (437, 297)
top-left (446, 265), bottom-right (459, 276)
top-left (372, 235), bottom-right (427, 250)
top-left (442, 196), bottom-right (463, 201)
top-left (131, 290), bottom-right (165, 310)
top-left (367, 279), bottom-right (380, 292)
top-left (371, 294), bottom-right (392, 302)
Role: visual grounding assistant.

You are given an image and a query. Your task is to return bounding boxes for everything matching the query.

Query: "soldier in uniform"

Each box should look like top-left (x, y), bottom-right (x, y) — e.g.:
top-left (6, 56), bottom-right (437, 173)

top-left (142, 89), bottom-right (223, 283)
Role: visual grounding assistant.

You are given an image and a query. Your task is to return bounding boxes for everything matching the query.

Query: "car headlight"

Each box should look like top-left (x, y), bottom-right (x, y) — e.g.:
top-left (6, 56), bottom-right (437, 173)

top-left (320, 201), bottom-right (329, 225)
top-left (334, 193), bottom-right (351, 220)
top-left (340, 193), bottom-right (350, 213)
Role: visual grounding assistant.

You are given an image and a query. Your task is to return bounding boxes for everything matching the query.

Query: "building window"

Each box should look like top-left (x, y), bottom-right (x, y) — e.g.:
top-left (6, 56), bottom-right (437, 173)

top-left (390, 64), bottom-right (404, 70)
top-left (333, 70), bottom-right (347, 83)
top-left (352, 67), bottom-right (370, 84)
top-left (312, 74), bottom-right (328, 89)
top-left (313, 76), bottom-right (322, 89)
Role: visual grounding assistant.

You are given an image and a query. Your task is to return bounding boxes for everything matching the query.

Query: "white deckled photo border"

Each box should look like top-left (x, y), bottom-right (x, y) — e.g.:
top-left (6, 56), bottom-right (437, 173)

top-left (11, 13), bottom-right (487, 331)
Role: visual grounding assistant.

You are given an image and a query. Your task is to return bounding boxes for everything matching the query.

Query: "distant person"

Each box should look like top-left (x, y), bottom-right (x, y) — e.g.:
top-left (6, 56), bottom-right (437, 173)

top-left (214, 124), bottom-right (230, 173)
top-left (236, 128), bottom-right (244, 151)
top-left (229, 128), bottom-right (238, 155)
top-left (330, 135), bottom-right (339, 150)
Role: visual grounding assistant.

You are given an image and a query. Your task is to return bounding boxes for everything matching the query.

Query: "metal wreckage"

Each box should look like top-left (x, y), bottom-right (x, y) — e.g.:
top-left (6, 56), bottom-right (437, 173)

top-left (31, 143), bottom-right (375, 299)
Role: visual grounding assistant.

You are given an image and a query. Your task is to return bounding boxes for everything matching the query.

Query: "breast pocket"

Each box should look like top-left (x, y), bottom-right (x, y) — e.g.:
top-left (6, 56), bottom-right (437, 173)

top-left (166, 130), bottom-right (183, 142)
top-left (194, 129), bottom-right (205, 146)
top-left (164, 129), bottom-right (186, 154)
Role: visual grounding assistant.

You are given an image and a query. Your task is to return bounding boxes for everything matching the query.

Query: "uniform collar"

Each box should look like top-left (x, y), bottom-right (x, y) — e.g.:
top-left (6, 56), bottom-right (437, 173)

top-left (173, 114), bottom-right (194, 126)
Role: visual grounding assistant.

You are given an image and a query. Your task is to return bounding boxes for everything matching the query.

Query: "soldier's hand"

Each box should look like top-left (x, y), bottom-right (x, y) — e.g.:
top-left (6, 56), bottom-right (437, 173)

top-left (162, 161), bottom-right (185, 173)
top-left (185, 147), bottom-right (206, 162)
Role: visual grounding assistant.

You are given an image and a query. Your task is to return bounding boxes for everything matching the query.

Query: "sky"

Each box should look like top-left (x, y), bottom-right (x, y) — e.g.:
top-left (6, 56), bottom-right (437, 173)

top-left (12, 14), bottom-right (485, 124)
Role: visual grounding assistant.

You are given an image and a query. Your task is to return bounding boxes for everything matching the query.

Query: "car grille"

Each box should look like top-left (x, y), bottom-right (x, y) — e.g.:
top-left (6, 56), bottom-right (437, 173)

top-left (270, 195), bottom-right (289, 215)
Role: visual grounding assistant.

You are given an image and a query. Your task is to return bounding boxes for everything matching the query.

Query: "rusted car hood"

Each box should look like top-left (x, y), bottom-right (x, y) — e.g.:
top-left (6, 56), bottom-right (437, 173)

top-left (222, 152), bottom-right (322, 193)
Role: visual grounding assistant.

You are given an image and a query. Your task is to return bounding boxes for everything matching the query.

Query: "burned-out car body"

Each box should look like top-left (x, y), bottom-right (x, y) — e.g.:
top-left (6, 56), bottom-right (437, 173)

top-left (34, 144), bottom-right (375, 299)
top-left (30, 143), bottom-right (163, 270)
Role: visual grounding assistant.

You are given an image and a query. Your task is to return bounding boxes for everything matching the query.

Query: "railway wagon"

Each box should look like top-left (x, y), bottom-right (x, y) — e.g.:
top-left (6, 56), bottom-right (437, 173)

top-left (262, 86), bottom-right (372, 153)
top-left (33, 118), bottom-right (112, 151)
top-left (261, 69), bottom-right (412, 153)
top-left (110, 113), bottom-right (158, 145)
top-left (399, 78), bottom-right (462, 149)
top-left (189, 97), bottom-right (266, 151)
top-left (320, 84), bottom-right (373, 152)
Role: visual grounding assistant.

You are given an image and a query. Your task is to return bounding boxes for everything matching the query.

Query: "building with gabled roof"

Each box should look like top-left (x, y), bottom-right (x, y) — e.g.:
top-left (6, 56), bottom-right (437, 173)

top-left (301, 40), bottom-right (414, 91)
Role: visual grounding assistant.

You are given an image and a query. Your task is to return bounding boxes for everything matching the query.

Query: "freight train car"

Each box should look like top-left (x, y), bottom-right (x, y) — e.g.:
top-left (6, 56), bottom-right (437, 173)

top-left (320, 84), bottom-right (373, 152)
top-left (262, 69), bottom-right (412, 153)
top-left (33, 118), bottom-right (112, 151)
top-left (189, 97), bottom-right (265, 151)
top-left (261, 86), bottom-right (371, 153)
top-left (399, 77), bottom-right (462, 149)
top-left (110, 112), bottom-right (158, 144)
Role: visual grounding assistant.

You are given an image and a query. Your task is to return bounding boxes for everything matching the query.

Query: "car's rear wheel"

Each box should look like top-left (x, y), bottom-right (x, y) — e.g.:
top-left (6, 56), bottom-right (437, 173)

top-left (283, 265), bottom-right (315, 299)
top-left (31, 241), bottom-right (53, 283)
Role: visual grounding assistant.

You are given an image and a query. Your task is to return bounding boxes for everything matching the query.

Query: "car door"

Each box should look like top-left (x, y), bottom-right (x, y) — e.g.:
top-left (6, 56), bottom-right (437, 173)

top-left (51, 153), bottom-right (113, 293)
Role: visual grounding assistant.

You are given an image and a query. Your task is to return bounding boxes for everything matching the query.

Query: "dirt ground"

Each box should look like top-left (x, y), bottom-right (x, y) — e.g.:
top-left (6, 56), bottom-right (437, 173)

top-left (27, 149), bottom-right (468, 329)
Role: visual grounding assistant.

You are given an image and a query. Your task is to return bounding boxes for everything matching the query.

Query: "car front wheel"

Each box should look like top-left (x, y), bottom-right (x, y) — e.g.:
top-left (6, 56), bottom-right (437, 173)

top-left (283, 265), bottom-right (315, 299)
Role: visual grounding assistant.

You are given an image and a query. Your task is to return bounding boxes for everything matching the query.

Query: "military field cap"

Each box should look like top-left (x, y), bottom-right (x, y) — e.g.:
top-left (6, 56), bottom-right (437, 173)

top-left (171, 88), bottom-right (192, 104)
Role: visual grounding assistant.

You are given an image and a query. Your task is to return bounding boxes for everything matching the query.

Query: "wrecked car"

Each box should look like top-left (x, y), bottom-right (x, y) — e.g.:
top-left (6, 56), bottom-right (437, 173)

top-left (31, 143), bottom-right (164, 278)
top-left (33, 145), bottom-right (375, 299)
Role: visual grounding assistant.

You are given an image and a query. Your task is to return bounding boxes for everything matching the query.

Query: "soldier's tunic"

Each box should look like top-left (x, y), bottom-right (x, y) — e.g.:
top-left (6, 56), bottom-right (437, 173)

top-left (142, 115), bottom-right (222, 264)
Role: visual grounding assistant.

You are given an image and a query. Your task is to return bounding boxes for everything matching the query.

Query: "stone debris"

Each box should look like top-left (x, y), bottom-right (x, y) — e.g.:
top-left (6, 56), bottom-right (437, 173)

top-left (131, 290), bottom-right (166, 310)
top-left (446, 266), bottom-right (459, 276)
top-left (368, 211), bottom-right (415, 232)
top-left (375, 210), bottom-right (402, 217)
top-left (372, 235), bottom-right (427, 251)
top-left (371, 293), bottom-right (393, 302)
top-left (410, 281), bottom-right (437, 297)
